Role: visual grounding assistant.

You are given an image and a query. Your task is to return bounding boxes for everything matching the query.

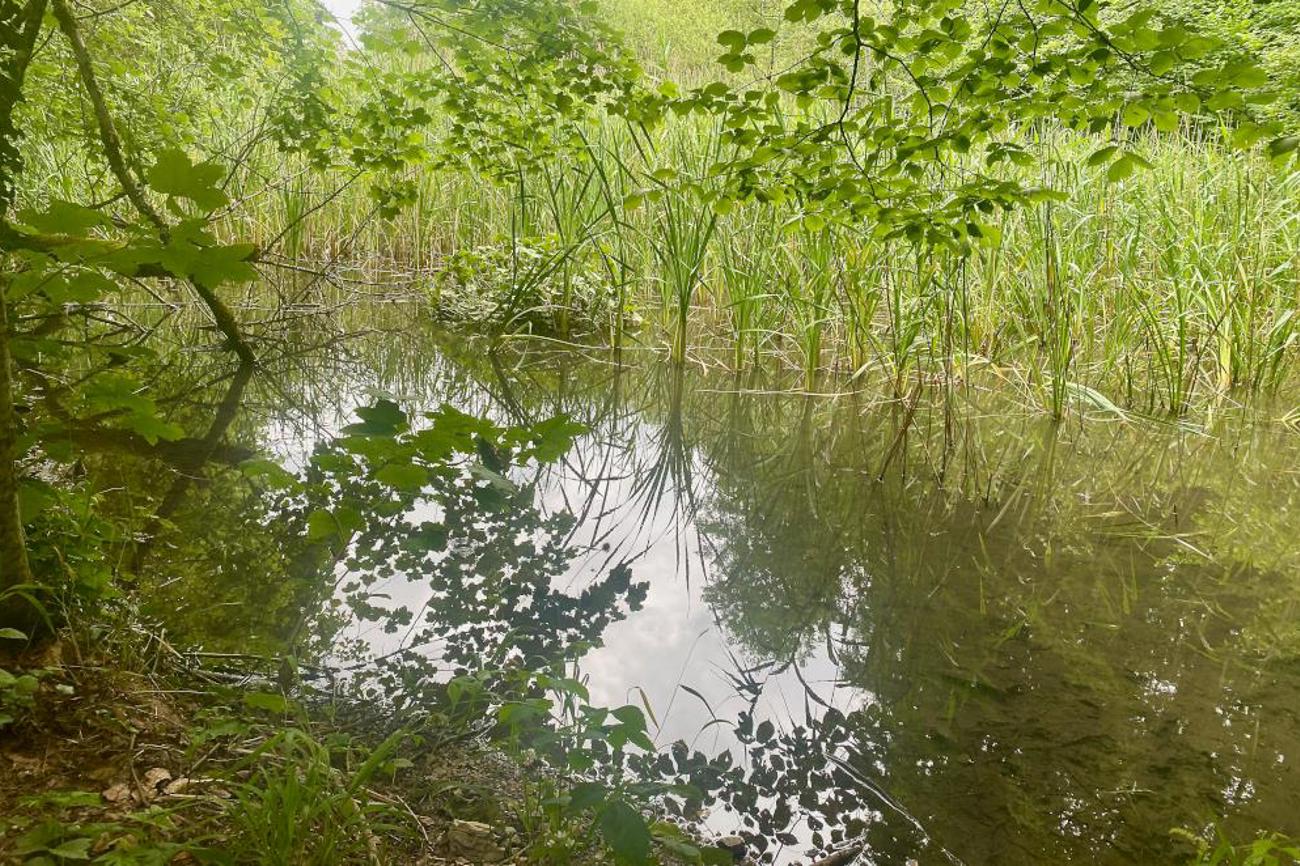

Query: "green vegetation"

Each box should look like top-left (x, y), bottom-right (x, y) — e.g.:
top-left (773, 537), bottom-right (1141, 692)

top-left (2, 0), bottom-right (1300, 862)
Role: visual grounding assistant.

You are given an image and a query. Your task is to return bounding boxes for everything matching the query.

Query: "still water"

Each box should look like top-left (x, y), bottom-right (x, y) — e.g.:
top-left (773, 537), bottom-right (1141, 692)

top-left (130, 312), bottom-right (1300, 865)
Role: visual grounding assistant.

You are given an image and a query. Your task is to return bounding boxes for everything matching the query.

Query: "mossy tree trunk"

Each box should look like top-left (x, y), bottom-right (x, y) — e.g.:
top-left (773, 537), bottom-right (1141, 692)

top-left (0, 276), bottom-right (33, 597)
top-left (0, 0), bottom-right (48, 629)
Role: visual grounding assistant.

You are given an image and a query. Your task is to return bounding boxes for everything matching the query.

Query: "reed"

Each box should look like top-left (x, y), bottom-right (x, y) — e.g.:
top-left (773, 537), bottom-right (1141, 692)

top-left (238, 121), bottom-right (1300, 417)
top-left (25, 53), bottom-right (1297, 418)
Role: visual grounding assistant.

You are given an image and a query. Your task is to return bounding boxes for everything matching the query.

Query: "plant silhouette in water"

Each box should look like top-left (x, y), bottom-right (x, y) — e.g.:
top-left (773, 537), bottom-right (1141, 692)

top-left (213, 399), bottom-right (728, 865)
top-left (252, 400), bottom-right (649, 699)
top-left (438, 662), bottom-right (732, 866)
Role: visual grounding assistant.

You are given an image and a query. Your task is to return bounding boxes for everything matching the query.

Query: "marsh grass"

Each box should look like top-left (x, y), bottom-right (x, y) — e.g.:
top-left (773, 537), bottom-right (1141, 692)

top-left (200, 124), bottom-right (1300, 417)
top-left (716, 210), bottom-right (782, 370)
top-left (23, 65), bottom-right (1297, 418)
top-left (225, 727), bottom-right (409, 866)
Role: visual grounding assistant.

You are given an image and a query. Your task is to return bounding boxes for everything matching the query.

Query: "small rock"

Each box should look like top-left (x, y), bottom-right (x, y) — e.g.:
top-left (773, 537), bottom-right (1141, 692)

top-left (163, 777), bottom-right (190, 796)
top-left (809, 843), bottom-right (865, 866)
top-left (6, 752), bottom-right (42, 776)
top-left (717, 834), bottom-right (747, 862)
top-left (142, 767), bottom-right (173, 792)
top-left (438, 819), bottom-right (505, 863)
top-left (102, 783), bottom-right (132, 805)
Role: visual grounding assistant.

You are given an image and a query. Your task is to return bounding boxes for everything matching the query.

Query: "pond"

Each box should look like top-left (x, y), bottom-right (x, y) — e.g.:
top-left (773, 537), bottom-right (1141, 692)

top-left (112, 302), bottom-right (1300, 865)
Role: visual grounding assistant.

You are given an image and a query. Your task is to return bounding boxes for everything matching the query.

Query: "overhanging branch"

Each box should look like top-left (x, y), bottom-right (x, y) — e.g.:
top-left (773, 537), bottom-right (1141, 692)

top-left (49, 0), bottom-right (256, 365)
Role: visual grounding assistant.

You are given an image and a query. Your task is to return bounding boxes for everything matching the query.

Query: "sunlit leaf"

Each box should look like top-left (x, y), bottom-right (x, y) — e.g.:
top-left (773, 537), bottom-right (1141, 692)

top-left (147, 148), bottom-right (230, 210)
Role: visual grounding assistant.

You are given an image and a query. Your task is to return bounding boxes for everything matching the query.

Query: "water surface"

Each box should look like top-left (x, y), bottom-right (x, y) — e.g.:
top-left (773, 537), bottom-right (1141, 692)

top-left (120, 310), bottom-right (1300, 865)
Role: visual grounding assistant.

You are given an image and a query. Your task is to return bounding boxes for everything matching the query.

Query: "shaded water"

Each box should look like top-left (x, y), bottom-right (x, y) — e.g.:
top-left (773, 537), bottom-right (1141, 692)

top-left (107, 306), bottom-right (1300, 864)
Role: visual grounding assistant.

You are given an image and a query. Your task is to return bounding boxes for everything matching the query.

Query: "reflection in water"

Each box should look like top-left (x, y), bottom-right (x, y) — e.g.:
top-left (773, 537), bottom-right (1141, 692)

top-left (91, 309), bottom-right (1300, 865)
top-left (425, 335), bottom-right (1300, 865)
top-left (301, 405), bottom-right (649, 704)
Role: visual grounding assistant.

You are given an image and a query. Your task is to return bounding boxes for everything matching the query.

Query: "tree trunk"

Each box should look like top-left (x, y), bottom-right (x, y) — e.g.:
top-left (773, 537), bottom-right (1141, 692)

top-left (0, 275), bottom-right (33, 601)
top-left (0, 0), bottom-right (48, 630)
top-left (0, 0), bottom-right (48, 210)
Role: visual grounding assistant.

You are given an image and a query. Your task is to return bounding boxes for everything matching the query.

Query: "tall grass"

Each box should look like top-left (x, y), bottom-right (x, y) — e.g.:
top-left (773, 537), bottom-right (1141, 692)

top-left (220, 120), bottom-right (1300, 415)
top-left (716, 209), bottom-right (781, 370)
top-left (25, 44), bottom-right (1297, 419)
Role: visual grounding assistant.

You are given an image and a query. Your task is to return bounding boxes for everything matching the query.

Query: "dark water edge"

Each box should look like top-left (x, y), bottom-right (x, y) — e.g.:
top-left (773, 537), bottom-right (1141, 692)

top-left (103, 305), bottom-right (1300, 865)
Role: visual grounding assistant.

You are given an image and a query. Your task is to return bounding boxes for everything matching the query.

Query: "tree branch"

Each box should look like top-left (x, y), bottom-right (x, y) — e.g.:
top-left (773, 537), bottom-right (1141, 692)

top-left (49, 0), bottom-right (167, 235)
top-left (49, 0), bottom-right (256, 365)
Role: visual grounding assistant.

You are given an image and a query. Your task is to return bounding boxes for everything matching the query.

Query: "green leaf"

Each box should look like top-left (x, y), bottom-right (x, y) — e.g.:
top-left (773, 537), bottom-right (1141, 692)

top-left (469, 464), bottom-right (516, 493)
top-left (653, 826), bottom-right (701, 862)
top-left (306, 509), bottom-right (339, 542)
top-left (1121, 103), bottom-right (1150, 127)
top-left (1179, 35), bottom-right (1218, 59)
top-left (702, 848), bottom-right (736, 865)
top-left (239, 458), bottom-right (300, 490)
top-left (716, 30), bottom-right (747, 51)
top-left (17, 479), bottom-right (53, 519)
top-left (375, 462), bottom-right (428, 492)
top-left (46, 838), bottom-right (93, 860)
top-left (186, 243), bottom-right (258, 287)
top-left (345, 400), bottom-right (408, 437)
top-left (1086, 145), bottom-right (1119, 167)
top-left (26, 790), bottom-right (101, 808)
top-left (148, 148), bottom-right (229, 210)
top-left (1224, 60), bottom-right (1268, 89)
top-left (1206, 90), bottom-right (1244, 112)
top-left (1267, 136), bottom-right (1299, 159)
top-left (122, 411), bottom-right (185, 445)
top-left (1107, 153), bottom-right (1137, 182)
top-left (611, 704), bottom-right (647, 732)
top-left (1152, 110), bottom-right (1179, 133)
top-left (1231, 123), bottom-right (1267, 149)
top-left (526, 415), bottom-right (586, 463)
top-left (0, 628), bottom-right (28, 641)
top-left (66, 271), bottom-right (116, 302)
top-left (569, 781), bottom-right (607, 811)
top-left (243, 691), bottom-right (289, 714)
top-left (17, 200), bottom-right (112, 235)
top-left (1174, 91), bottom-right (1201, 114)
top-left (747, 27), bottom-right (776, 45)
top-left (1148, 50), bottom-right (1176, 76)
top-left (597, 800), bottom-right (652, 865)
top-left (719, 51), bottom-right (750, 72)
top-left (1156, 25), bottom-right (1187, 48)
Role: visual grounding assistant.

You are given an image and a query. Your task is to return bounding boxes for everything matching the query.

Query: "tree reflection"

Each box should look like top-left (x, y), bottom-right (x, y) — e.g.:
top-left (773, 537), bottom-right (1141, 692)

top-left (691, 390), bottom-right (1300, 864)
top-left (67, 316), bottom-right (1300, 864)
